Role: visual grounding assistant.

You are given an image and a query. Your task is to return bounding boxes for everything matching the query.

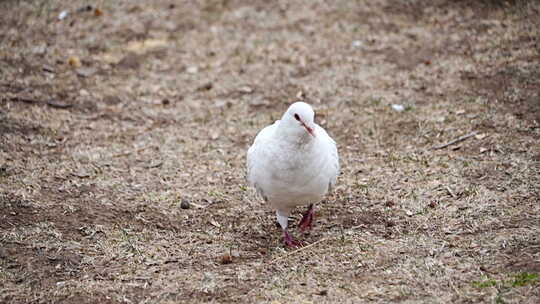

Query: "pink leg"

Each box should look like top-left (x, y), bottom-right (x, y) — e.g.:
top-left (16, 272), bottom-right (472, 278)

top-left (282, 230), bottom-right (303, 248)
top-left (298, 204), bottom-right (315, 232)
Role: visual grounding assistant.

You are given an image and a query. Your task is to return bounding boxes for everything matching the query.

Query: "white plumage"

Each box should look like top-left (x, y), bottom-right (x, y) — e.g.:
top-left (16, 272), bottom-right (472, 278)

top-left (247, 101), bottom-right (339, 247)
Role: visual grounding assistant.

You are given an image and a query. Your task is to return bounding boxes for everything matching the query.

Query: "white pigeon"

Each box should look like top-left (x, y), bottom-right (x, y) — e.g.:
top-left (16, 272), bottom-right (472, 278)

top-left (246, 101), bottom-right (339, 247)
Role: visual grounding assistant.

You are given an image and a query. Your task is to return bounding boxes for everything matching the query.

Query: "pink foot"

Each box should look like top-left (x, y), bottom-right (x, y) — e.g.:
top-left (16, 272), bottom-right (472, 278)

top-left (298, 204), bottom-right (315, 232)
top-left (283, 230), bottom-right (303, 248)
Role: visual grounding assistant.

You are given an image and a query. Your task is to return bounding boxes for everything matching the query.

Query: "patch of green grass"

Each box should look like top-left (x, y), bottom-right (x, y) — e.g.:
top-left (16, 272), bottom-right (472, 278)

top-left (472, 272), bottom-right (539, 290)
top-left (472, 276), bottom-right (498, 288)
top-left (511, 272), bottom-right (538, 287)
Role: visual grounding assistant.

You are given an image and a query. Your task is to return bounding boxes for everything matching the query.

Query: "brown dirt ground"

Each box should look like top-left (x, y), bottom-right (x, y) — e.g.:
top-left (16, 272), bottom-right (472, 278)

top-left (1, 0), bottom-right (539, 303)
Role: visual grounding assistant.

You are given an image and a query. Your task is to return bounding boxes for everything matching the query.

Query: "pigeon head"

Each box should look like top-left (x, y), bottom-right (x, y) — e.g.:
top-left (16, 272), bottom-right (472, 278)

top-left (280, 101), bottom-right (316, 139)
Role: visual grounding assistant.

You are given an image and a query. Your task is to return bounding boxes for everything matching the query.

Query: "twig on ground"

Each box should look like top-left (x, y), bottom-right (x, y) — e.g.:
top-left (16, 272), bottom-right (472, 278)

top-left (10, 96), bottom-right (73, 109)
top-left (269, 237), bottom-right (329, 263)
top-left (46, 100), bottom-right (73, 109)
top-left (431, 131), bottom-right (477, 150)
top-left (10, 96), bottom-right (38, 104)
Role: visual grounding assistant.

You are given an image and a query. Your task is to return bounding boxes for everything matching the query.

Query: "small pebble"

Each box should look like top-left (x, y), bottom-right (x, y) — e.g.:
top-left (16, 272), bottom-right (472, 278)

top-left (58, 11), bottom-right (68, 20)
top-left (180, 199), bottom-right (191, 209)
top-left (391, 104), bottom-right (405, 112)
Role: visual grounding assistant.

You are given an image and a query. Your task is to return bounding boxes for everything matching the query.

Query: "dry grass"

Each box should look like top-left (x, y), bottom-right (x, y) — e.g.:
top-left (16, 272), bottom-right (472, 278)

top-left (1, 0), bottom-right (539, 303)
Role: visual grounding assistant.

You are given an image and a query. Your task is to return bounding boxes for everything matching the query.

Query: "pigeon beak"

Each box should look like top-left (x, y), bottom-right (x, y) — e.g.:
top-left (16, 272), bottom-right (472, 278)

top-left (301, 122), bottom-right (315, 137)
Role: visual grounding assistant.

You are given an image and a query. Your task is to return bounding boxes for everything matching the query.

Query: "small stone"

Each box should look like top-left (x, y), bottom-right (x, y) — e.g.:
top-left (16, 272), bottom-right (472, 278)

top-left (180, 200), bottom-right (191, 209)
top-left (58, 10), bottom-right (68, 20)
top-left (198, 82), bottom-right (213, 91)
top-left (186, 66), bottom-right (198, 74)
top-left (32, 44), bottom-right (47, 55)
top-left (76, 67), bottom-right (97, 78)
top-left (238, 86), bottom-right (253, 94)
top-left (391, 104), bottom-right (405, 112)
top-left (162, 98), bottom-right (170, 105)
top-left (317, 290), bottom-right (328, 296)
top-left (249, 96), bottom-right (270, 107)
top-left (352, 40), bottom-right (363, 48)
top-left (42, 65), bottom-right (55, 73)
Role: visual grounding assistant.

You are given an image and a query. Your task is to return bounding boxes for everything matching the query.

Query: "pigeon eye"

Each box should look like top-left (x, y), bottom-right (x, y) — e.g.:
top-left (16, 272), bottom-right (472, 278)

top-left (294, 113), bottom-right (300, 121)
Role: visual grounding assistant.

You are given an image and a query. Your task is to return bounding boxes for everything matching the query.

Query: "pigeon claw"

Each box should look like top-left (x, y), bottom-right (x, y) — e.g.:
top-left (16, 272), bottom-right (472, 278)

top-left (298, 204), bottom-right (315, 232)
top-left (283, 230), bottom-right (303, 248)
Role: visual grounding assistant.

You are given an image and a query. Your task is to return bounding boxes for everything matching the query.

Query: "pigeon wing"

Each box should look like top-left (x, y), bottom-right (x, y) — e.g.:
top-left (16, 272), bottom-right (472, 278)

top-left (315, 124), bottom-right (340, 192)
top-left (246, 120), bottom-right (280, 188)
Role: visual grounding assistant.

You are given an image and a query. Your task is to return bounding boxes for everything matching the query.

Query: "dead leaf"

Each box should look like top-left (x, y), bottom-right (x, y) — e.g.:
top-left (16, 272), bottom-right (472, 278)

top-left (67, 56), bottom-right (82, 68)
top-left (220, 254), bottom-right (233, 264)
top-left (209, 219), bottom-right (221, 228)
top-left (475, 133), bottom-right (488, 140)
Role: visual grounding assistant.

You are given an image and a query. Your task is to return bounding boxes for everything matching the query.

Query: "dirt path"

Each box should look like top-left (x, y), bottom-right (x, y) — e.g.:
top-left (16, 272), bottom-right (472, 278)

top-left (1, 0), bottom-right (539, 303)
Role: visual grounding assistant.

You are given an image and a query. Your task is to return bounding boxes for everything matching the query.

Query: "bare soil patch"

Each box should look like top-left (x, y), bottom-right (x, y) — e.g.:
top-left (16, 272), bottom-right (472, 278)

top-left (1, 0), bottom-right (539, 303)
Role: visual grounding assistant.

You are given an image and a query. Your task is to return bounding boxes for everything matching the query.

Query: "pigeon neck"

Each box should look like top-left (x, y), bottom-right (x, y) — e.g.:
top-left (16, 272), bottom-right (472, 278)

top-left (276, 122), bottom-right (314, 147)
